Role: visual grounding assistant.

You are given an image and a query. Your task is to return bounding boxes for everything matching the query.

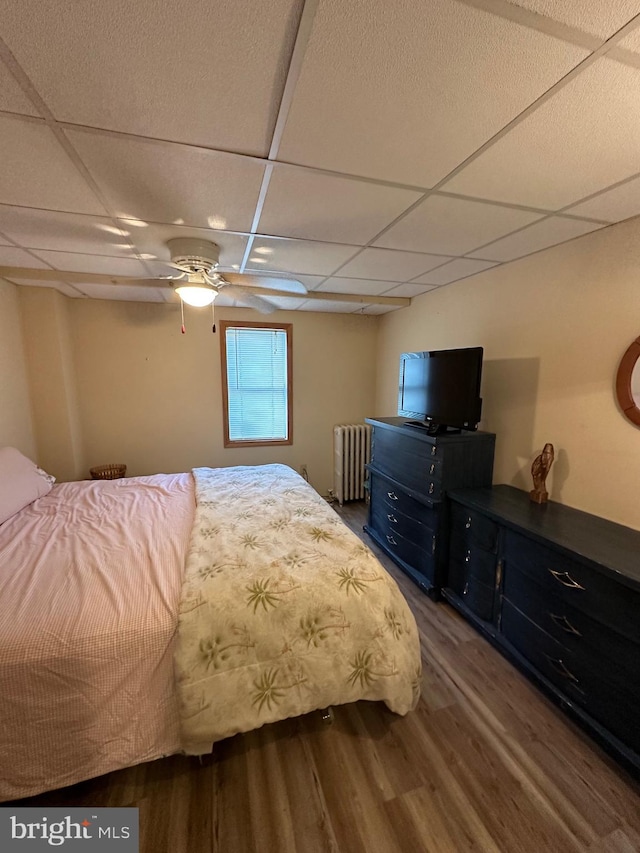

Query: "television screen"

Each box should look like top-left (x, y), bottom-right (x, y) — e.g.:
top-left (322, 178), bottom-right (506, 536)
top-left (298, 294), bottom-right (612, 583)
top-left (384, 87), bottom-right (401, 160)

top-left (398, 347), bottom-right (483, 431)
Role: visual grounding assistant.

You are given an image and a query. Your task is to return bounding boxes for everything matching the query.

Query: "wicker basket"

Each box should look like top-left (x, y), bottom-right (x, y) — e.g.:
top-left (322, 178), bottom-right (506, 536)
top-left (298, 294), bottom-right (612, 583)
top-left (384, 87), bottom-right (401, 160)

top-left (90, 464), bottom-right (127, 480)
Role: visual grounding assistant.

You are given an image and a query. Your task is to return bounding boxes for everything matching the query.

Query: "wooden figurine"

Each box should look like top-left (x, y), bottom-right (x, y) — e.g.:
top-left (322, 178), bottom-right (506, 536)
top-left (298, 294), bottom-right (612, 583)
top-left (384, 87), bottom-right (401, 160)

top-left (530, 443), bottom-right (554, 504)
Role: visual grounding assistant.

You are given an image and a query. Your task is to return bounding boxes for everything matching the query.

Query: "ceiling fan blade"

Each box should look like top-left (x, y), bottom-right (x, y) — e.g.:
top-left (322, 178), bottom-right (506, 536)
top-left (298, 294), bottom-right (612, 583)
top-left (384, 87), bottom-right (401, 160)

top-left (0, 265), bottom-right (174, 287)
top-left (94, 279), bottom-right (174, 289)
top-left (221, 284), bottom-right (410, 307)
top-left (222, 273), bottom-right (307, 294)
top-left (221, 283), bottom-right (277, 314)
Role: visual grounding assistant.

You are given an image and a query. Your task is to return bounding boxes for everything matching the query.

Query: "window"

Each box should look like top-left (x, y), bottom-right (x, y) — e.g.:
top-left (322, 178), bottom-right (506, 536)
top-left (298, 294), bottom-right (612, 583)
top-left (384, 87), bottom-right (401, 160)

top-left (220, 321), bottom-right (292, 447)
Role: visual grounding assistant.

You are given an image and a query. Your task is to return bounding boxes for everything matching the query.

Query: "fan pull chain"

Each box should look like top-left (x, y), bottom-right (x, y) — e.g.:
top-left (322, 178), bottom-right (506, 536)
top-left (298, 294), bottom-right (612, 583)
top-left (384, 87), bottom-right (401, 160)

top-left (211, 301), bottom-right (216, 334)
top-left (181, 299), bottom-right (186, 335)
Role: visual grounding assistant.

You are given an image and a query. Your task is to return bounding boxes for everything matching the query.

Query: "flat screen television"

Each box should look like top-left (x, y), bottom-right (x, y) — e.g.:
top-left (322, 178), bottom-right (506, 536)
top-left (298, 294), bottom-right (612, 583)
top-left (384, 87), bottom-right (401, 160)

top-left (397, 347), bottom-right (483, 433)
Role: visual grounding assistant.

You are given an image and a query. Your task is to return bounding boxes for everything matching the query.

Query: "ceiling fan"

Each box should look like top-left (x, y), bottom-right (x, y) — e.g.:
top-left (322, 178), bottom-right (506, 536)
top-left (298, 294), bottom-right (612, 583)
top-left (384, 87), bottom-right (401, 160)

top-left (0, 238), bottom-right (308, 315)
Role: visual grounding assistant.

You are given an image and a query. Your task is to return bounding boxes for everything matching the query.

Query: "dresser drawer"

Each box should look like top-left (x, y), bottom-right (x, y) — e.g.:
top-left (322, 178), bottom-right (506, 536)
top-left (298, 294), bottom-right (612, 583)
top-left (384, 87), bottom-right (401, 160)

top-left (371, 500), bottom-right (435, 551)
top-left (503, 529), bottom-right (640, 644)
top-left (501, 600), bottom-right (640, 752)
top-left (371, 429), bottom-right (442, 498)
top-left (447, 563), bottom-right (495, 621)
top-left (451, 502), bottom-right (499, 552)
top-left (449, 539), bottom-right (498, 588)
top-left (370, 474), bottom-right (439, 531)
top-left (369, 516), bottom-right (436, 581)
top-left (503, 563), bottom-right (640, 688)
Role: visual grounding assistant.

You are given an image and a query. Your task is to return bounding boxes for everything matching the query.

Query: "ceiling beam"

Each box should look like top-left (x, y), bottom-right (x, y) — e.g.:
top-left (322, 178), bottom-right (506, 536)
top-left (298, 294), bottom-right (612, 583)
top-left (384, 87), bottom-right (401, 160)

top-left (234, 285), bottom-right (410, 307)
top-left (0, 266), bottom-right (411, 307)
top-left (0, 267), bottom-right (159, 286)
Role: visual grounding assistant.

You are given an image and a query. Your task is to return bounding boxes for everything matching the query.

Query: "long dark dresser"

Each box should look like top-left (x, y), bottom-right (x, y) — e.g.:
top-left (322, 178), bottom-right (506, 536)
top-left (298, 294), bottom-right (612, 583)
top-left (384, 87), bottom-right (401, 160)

top-left (363, 417), bottom-right (495, 597)
top-left (445, 484), bottom-right (640, 777)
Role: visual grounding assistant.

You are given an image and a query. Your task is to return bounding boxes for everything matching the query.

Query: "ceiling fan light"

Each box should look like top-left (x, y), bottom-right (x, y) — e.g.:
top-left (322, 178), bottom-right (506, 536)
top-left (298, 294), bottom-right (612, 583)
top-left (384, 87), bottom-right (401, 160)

top-left (175, 284), bottom-right (217, 307)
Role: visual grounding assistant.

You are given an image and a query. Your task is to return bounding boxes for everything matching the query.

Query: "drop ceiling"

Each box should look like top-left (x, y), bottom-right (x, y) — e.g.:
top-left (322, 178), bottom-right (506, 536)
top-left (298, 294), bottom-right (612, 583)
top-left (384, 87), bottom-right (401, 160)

top-left (1, 0), bottom-right (640, 314)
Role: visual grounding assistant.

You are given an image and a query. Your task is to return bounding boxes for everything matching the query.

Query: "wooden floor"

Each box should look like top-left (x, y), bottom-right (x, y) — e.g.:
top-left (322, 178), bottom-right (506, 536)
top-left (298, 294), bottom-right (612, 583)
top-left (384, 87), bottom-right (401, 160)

top-left (14, 501), bottom-right (640, 852)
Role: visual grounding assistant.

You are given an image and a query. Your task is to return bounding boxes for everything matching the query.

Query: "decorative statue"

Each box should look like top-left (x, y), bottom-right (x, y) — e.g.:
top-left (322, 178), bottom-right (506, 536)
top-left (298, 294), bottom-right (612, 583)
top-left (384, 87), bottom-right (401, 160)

top-left (530, 443), bottom-right (554, 504)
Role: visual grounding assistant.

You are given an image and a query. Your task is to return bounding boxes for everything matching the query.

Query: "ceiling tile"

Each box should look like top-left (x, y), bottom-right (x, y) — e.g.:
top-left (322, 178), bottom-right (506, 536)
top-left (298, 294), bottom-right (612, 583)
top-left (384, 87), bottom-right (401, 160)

top-left (467, 216), bottom-right (604, 262)
top-left (0, 0), bottom-right (304, 156)
top-left (505, 1), bottom-right (640, 38)
top-left (359, 303), bottom-right (403, 315)
top-left (618, 25), bottom-right (640, 51)
top-left (316, 277), bottom-right (400, 295)
top-left (71, 282), bottom-right (168, 302)
top-left (0, 207), bottom-right (136, 255)
top-left (277, 0), bottom-right (587, 186)
top-left (216, 294), bottom-right (301, 312)
top-left (0, 116), bottom-right (104, 214)
top-left (444, 58), bottom-right (640, 209)
top-left (29, 251), bottom-right (149, 277)
top-left (413, 258), bottom-right (499, 285)
top-left (1, 0), bottom-right (629, 314)
top-left (0, 61), bottom-right (39, 116)
top-left (258, 166), bottom-right (422, 244)
top-left (0, 246), bottom-right (49, 267)
top-left (297, 299), bottom-right (362, 313)
top-left (119, 222), bottom-right (248, 271)
top-left (252, 295), bottom-right (307, 310)
top-left (375, 194), bottom-right (544, 255)
top-left (10, 279), bottom-right (81, 297)
top-left (337, 247), bottom-right (451, 281)
top-left (247, 237), bottom-right (359, 276)
top-left (67, 130), bottom-right (265, 231)
top-left (382, 282), bottom-right (439, 297)
top-left (564, 175), bottom-right (640, 222)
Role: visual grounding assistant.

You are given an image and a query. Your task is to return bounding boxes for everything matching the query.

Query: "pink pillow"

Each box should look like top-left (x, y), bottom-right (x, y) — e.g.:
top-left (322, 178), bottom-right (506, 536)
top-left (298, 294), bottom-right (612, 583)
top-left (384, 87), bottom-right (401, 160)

top-left (0, 447), bottom-right (55, 525)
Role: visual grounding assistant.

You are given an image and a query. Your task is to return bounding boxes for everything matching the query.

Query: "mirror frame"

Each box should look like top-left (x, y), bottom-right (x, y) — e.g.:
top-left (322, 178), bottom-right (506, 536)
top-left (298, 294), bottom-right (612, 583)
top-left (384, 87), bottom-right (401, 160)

top-left (616, 336), bottom-right (640, 427)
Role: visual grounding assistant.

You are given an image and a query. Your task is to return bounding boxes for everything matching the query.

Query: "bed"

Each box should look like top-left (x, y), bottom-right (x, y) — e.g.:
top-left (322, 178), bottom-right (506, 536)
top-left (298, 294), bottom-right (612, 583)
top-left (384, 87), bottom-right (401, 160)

top-left (0, 452), bottom-right (421, 801)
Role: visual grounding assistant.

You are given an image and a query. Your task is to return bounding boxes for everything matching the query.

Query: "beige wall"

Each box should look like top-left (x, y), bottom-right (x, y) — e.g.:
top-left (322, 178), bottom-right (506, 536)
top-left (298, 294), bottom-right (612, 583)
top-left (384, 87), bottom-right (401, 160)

top-left (19, 288), bottom-right (85, 481)
top-left (47, 298), bottom-right (377, 493)
top-left (375, 216), bottom-right (640, 532)
top-left (0, 279), bottom-right (36, 458)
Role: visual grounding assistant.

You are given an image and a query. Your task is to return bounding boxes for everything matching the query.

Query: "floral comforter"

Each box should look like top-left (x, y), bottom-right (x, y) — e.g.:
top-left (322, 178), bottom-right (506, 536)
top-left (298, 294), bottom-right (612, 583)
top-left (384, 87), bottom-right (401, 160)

top-left (174, 464), bottom-right (421, 752)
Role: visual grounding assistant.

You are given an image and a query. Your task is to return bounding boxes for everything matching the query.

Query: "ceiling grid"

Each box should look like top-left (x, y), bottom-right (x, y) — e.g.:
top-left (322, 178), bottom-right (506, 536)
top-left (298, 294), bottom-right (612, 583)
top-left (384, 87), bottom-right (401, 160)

top-left (0, 0), bottom-right (640, 312)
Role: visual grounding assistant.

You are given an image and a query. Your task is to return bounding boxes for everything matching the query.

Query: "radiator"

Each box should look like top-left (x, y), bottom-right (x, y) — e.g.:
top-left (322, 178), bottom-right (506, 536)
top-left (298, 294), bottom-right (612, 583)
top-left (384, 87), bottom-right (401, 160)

top-left (333, 423), bottom-right (372, 505)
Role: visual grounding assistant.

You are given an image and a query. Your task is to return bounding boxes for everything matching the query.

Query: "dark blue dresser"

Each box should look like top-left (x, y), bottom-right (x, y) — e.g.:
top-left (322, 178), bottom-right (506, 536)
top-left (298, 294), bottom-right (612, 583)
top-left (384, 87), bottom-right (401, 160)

top-left (446, 484), bottom-right (640, 778)
top-left (363, 416), bottom-right (495, 597)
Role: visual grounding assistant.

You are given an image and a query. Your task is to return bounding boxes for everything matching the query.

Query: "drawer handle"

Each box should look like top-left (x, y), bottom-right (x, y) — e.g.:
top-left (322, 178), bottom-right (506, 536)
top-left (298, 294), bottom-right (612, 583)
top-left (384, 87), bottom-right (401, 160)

top-left (465, 549), bottom-right (471, 563)
top-left (544, 654), bottom-right (579, 684)
top-left (428, 482), bottom-right (435, 495)
top-left (548, 569), bottom-right (585, 590)
top-left (387, 513), bottom-right (398, 524)
top-left (431, 446), bottom-right (437, 456)
top-left (549, 613), bottom-right (582, 636)
top-left (429, 463), bottom-right (435, 475)
top-left (386, 534), bottom-right (398, 546)
top-left (432, 535), bottom-right (437, 556)
top-left (465, 516), bottom-right (472, 529)
top-left (387, 491), bottom-right (398, 501)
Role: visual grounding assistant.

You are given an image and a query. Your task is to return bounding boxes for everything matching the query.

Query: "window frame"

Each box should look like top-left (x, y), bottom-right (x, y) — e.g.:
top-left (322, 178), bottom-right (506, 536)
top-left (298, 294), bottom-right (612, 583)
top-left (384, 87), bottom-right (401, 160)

top-left (220, 320), bottom-right (293, 448)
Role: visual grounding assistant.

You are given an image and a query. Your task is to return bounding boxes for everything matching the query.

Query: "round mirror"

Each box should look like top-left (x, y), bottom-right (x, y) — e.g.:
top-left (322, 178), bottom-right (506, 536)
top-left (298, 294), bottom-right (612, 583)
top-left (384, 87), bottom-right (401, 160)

top-left (616, 336), bottom-right (640, 427)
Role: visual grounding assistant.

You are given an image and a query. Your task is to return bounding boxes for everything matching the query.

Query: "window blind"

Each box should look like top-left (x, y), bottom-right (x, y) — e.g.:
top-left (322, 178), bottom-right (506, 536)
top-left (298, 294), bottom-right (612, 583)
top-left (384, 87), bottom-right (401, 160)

top-left (225, 327), bottom-right (289, 441)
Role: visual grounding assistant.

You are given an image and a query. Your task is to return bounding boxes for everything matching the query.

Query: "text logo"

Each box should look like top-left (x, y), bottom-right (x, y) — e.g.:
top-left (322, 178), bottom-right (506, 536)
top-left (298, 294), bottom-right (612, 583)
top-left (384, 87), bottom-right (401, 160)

top-left (0, 808), bottom-right (138, 851)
